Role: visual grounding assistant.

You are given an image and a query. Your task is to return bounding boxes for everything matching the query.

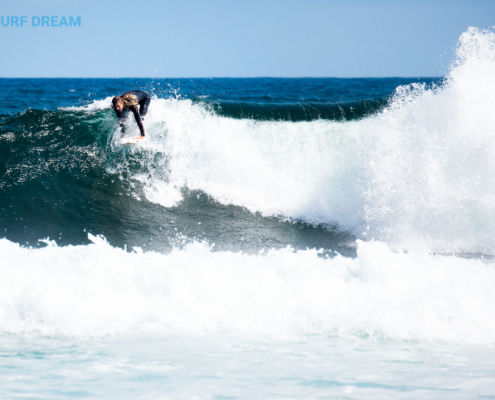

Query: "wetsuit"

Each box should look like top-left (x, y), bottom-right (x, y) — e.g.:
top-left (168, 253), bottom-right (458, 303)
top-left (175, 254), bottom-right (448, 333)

top-left (114, 90), bottom-right (151, 136)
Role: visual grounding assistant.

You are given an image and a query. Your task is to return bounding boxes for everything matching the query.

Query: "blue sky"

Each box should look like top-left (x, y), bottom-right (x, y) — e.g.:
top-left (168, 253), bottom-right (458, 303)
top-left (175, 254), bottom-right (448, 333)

top-left (0, 0), bottom-right (494, 78)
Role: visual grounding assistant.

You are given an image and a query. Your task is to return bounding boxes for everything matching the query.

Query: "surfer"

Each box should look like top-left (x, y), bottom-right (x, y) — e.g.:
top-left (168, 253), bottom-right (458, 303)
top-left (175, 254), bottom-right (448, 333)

top-left (112, 90), bottom-right (151, 138)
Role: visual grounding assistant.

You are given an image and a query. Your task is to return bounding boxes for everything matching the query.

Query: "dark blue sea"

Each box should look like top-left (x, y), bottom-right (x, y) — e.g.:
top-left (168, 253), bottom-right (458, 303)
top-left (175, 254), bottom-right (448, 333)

top-left (1, 28), bottom-right (495, 400)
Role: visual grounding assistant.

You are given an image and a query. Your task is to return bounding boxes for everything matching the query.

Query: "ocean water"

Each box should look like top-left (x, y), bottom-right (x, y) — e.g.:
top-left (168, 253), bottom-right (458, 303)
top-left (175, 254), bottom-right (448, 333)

top-left (1, 27), bottom-right (495, 399)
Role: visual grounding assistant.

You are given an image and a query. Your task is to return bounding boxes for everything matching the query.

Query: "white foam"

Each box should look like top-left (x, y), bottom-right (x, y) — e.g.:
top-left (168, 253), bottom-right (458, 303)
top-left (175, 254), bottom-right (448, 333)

top-left (361, 27), bottom-right (495, 253)
top-left (1, 235), bottom-right (495, 343)
top-left (126, 27), bottom-right (495, 254)
top-left (61, 96), bottom-right (114, 112)
top-left (69, 28), bottom-right (495, 253)
top-left (131, 98), bottom-right (367, 228)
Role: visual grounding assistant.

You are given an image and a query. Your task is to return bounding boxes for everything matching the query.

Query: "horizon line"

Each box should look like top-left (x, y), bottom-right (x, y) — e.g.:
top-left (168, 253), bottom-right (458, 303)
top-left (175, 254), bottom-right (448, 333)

top-left (0, 76), bottom-right (444, 80)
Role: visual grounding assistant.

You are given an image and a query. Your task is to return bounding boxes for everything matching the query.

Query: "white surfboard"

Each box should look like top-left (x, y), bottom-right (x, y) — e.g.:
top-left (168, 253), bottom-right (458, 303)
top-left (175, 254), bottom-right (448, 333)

top-left (120, 136), bottom-right (148, 145)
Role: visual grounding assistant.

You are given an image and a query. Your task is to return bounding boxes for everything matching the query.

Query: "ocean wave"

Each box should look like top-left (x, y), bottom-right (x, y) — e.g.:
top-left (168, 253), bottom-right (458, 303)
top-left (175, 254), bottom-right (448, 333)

top-left (198, 98), bottom-right (388, 122)
top-left (2, 28), bottom-right (495, 254)
top-left (1, 235), bottom-right (494, 343)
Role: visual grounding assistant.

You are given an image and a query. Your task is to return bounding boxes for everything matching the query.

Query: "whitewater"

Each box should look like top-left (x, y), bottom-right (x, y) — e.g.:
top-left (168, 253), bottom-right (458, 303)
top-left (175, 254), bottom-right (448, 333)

top-left (1, 27), bottom-right (495, 399)
top-left (62, 28), bottom-right (495, 254)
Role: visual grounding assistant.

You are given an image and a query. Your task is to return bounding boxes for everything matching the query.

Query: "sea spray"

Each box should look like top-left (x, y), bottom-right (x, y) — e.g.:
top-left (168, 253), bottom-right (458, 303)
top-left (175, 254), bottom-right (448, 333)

top-left (363, 27), bottom-right (495, 252)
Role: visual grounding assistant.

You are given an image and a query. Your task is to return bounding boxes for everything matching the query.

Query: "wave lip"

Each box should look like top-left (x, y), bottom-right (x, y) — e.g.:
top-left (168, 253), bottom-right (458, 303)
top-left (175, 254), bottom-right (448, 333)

top-left (200, 98), bottom-right (388, 122)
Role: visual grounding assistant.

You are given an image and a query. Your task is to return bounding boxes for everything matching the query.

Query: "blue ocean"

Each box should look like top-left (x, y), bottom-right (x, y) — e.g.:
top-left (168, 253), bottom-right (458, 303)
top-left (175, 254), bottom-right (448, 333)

top-left (1, 28), bottom-right (495, 399)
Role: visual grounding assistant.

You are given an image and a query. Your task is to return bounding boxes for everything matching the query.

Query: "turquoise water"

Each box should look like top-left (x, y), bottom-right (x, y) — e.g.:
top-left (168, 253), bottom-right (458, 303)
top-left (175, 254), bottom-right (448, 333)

top-left (2, 334), bottom-right (495, 399)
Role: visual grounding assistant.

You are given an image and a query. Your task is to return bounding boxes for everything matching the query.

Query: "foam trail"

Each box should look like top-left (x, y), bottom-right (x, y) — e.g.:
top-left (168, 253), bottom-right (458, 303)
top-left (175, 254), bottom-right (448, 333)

top-left (1, 235), bottom-right (495, 343)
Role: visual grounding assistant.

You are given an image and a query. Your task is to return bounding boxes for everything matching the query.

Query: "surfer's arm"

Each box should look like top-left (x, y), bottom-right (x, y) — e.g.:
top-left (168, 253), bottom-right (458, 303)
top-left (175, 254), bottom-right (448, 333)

top-left (130, 105), bottom-right (145, 136)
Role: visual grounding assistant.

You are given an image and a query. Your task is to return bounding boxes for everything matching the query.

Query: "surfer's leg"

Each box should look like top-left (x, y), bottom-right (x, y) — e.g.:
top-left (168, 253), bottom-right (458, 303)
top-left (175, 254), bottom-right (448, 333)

top-left (139, 97), bottom-right (151, 117)
top-left (119, 120), bottom-right (126, 137)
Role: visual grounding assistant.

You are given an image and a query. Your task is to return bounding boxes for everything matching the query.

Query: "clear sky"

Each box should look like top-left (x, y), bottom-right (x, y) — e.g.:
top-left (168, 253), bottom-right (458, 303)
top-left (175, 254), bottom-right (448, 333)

top-left (0, 0), bottom-right (494, 78)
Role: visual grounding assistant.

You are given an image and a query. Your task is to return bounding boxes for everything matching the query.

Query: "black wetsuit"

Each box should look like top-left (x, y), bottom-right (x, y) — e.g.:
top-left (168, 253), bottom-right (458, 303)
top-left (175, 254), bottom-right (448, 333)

top-left (114, 90), bottom-right (151, 136)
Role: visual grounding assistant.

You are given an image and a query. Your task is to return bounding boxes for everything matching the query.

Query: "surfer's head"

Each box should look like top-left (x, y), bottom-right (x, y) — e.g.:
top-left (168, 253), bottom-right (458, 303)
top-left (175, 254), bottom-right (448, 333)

top-left (112, 97), bottom-right (125, 112)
